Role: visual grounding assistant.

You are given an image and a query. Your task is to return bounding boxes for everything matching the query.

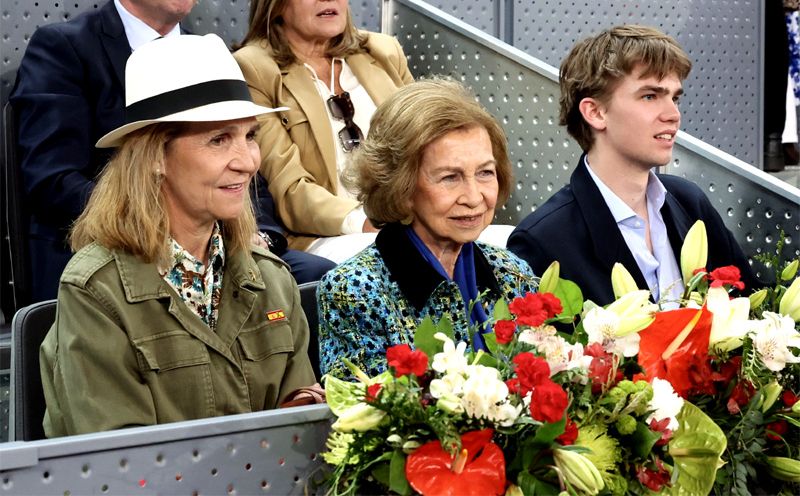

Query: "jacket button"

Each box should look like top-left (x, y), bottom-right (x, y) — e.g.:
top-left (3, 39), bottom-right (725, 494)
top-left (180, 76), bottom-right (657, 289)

top-left (281, 117), bottom-right (289, 125)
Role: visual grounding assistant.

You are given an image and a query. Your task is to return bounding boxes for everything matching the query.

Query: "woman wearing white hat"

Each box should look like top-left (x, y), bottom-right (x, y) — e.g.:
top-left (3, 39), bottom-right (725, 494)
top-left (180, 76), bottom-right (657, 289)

top-left (39, 34), bottom-right (318, 438)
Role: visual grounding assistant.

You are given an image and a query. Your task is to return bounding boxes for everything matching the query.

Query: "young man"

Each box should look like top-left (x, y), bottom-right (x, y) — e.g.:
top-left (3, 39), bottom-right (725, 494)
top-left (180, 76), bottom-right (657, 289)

top-left (508, 25), bottom-right (758, 306)
top-left (10, 0), bottom-right (333, 302)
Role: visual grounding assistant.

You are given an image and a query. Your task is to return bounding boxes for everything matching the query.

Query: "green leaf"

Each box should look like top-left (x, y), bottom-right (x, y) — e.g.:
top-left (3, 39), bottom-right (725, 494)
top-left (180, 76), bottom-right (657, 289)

top-left (413, 316), bottom-right (444, 361)
top-left (475, 352), bottom-right (499, 368)
top-left (484, 331), bottom-right (499, 355)
top-left (531, 416), bottom-right (566, 447)
top-left (664, 401), bottom-right (727, 496)
top-left (389, 450), bottom-right (411, 496)
top-left (778, 414), bottom-right (800, 429)
top-left (517, 470), bottom-right (560, 496)
top-left (553, 278), bottom-right (583, 321)
top-left (632, 421), bottom-right (662, 459)
top-left (493, 297), bottom-right (512, 321)
top-left (323, 374), bottom-right (365, 416)
top-left (371, 462), bottom-right (391, 487)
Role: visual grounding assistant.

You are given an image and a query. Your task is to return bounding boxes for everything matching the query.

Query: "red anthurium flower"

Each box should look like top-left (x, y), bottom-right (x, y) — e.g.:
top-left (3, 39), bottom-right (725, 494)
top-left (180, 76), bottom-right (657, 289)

top-left (638, 307), bottom-right (713, 397)
top-left (556, 417), bottom-right (579, 446)
top-left (365, 383), bottom-right (382, 403)
top-left (766, 420), bottom-right (789, 441)
top-left (708, 266), bottom-right (745, 290)
top-left (494, 320), bottom-right (517, 345)
top-left (508, 293), bottom-right (563, 327)
top-left (386, 344), bottom-right (428, 377)
top-left (512, 352), bottom-right (550, 394)
top-left (530, 380), bottom-right (568, 423)
top-left (782, 390), bottom-right (799, 407)
top-left (636, 458), bottom-right (671, 492)
top-left (405, 429), bottom-right (506, 496)
top-left (649, 418), bottom-right (673, 446)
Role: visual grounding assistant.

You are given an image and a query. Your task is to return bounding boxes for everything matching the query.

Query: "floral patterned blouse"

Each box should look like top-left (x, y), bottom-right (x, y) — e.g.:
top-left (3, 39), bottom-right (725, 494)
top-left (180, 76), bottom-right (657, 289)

top-left (159, 224), bottom-right (225, 330)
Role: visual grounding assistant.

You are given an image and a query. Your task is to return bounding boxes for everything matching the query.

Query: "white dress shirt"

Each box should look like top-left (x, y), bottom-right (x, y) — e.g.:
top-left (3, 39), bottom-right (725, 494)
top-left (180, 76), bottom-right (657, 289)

top-left (114, 0), bottom-right (181, 51)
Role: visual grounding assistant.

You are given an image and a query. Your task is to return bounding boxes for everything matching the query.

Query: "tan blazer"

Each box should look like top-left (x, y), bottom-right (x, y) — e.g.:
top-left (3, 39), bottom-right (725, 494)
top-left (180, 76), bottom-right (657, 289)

top-left (234, 33), bottom-right (414, 250)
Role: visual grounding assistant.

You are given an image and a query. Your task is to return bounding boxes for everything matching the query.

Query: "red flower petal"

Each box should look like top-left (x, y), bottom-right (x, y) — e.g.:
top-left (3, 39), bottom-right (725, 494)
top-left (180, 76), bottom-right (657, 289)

top-left (406, 430), bottom-right (506, 496)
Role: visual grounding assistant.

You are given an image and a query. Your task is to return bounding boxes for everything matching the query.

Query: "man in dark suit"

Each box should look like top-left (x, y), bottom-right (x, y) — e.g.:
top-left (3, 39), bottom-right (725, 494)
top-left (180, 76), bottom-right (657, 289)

top-left (508, 25), bottom-right (758, 307)
top-left (10, 0), bottom-right (333, 302)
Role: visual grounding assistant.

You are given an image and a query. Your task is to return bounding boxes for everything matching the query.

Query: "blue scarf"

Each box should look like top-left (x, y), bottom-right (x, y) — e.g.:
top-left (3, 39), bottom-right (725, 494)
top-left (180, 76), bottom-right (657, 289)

top-left (405, 227), bottom-right (489, 350)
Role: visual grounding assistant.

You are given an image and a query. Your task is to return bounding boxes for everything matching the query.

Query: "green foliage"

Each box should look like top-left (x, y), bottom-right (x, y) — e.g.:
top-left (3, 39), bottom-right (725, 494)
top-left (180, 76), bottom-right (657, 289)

top-left (413, 316), bottom-right (450, 361)
top-left (553, 278), bottom-right (584, 323)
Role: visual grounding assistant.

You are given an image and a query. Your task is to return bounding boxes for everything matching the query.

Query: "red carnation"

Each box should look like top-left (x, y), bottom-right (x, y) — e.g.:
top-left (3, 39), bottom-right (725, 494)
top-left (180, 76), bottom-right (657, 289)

top-left (508, 293), bottom-right (563, 327)
top-left (513, 352), bottom-right (551, 394)
top-left (556, 417), bottom-right (579, 446)
top-left (708, 266), bottom-right (745, 290)
top-left (766, 420), bottom-right (789, 441)
top-left (529, 380), bottom-right (568, 423)
top-left (386, 344), bottom-right (428, 377)
top-left (494, 320), bottom-right (517, 345)
top-left (365, 383), bottom-right (382, 403)
top-left (649, 418), bottom-right (673, 446)
top-left (782, 390), bottom-right (798, 407)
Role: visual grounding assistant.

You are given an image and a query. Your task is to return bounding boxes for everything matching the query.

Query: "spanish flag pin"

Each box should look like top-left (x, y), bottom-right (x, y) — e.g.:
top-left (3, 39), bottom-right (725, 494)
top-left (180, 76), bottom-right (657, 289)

top-left (267, 309), bottom-right (286, 322)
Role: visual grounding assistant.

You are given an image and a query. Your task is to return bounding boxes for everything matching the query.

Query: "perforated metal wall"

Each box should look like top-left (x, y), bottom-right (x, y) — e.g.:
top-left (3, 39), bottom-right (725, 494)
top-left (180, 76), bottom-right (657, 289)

top-left (511, 0), bottom-right (761, 166)
top-left (387, 0), bottom-right (799, 278)
top-left (0, 406), bottom-right (332, 495)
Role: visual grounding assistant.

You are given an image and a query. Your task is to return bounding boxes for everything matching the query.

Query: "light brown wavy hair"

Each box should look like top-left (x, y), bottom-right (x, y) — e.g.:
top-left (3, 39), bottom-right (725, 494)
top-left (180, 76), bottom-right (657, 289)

top-left (560, 24), bottom-right (692, 151)
top-left (70, 123), bottom-right (256, 264)
top-left (240, 0), bottom-right (367, 66)
top-left (346, 77), bottom-right (512, 227)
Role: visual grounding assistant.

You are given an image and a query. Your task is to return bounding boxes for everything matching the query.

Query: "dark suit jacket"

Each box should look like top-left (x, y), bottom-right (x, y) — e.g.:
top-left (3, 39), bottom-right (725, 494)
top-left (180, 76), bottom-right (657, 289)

top-left (508, 154), bottom-right (759, 306)
top-left (9, 1), bottom-right (290, 300)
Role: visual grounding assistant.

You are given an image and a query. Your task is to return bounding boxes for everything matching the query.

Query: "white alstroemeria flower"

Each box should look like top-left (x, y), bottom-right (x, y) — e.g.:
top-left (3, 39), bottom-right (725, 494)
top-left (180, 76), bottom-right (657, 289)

top-left (647, 377), bottom-right (684, 431)
top-left (460, 365), bottom-right (518, 425)
top-left (583, 305), bottom-right (641, 357)
top-left (429, 372), bottom-right (466, 399)
top-left (518, 325), bottom-right (558, 347)
top-left (751, 312), bottom-right (800, 372)
top-left (707, 286), bottom-right (752, 352)
top-left (536, 336), bottom-right (591, 375)
top-left (432, 332), bottom-right (469, 375)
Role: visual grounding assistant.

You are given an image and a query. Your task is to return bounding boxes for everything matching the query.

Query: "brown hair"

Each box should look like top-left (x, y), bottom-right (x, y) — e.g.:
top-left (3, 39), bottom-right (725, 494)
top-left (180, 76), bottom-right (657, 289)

top-left (346, 78), bottom-right (512, 227)
top-left (240, 0), bottom-right (368, 66)
top-left (70, 123), bottom-right (256, 264)
top-left (559, 25), bottom-right (692, 151)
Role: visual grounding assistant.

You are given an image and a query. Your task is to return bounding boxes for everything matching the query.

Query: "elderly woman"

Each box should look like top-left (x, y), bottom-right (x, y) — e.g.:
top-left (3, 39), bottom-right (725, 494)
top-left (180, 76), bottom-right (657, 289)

top-left (233, 0), bottom-right (413, 262)
top-left (318, 79), bottom-right (536, 378)
top-left (39, 34), bottom-right (316, 438)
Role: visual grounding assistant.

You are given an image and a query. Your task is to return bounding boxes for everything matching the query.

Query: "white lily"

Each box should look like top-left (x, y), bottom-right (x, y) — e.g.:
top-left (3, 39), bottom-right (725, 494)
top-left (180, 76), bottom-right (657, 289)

top-left (604, 290), bottom-right (658, 336)
top-left (751, 312), bottom-right (800, 372)
top-left (707, 286), bottom-right (752, 352)
top-left (432, 332), bottom-right (468, 375)
top-left (611, 263), bottom-right (640, 299)
top-left (583, 305), bottom-right (641, 357)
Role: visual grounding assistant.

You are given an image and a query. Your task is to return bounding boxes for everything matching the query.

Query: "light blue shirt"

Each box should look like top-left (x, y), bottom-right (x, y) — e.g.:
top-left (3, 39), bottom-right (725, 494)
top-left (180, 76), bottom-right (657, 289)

top-left (585, 157), bottom-right (684, 307)
top-left (114, 0), bottom-right (181, 52)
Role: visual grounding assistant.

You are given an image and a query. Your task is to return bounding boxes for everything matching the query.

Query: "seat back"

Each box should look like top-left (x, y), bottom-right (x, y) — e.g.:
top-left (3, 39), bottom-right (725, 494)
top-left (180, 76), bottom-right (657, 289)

top-left (2, 102), bottom-right (31, 315)
top-left (297, 281), bottom-right (321, 381)
top-left (11, 299), bottom-right (56, 441)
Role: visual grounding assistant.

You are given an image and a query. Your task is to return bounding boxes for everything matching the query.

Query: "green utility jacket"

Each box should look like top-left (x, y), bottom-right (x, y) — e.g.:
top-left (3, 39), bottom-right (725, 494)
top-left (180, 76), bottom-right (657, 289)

top-left (40, 242), bottom-right (315, 438)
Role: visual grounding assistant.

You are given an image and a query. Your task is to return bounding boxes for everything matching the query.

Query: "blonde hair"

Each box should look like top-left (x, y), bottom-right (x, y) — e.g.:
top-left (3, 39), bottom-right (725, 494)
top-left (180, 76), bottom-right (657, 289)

top-left (347, 78), bottom-right (512, 227)
top-left (70, 124), bottom-right (256, 264)
top-left (559, 25), bottom-right (692, 151)
top-left (240, 0), bottom-right (367, 66)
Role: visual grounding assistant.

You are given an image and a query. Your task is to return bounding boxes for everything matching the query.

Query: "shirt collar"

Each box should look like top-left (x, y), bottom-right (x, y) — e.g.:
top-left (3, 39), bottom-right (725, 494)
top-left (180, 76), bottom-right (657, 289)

top-left (584, 155), bottom-right (668, 223)
top-left (114, 0), bottom-right (181, 52)
top-left (159, 223), bottom-right (226, 276)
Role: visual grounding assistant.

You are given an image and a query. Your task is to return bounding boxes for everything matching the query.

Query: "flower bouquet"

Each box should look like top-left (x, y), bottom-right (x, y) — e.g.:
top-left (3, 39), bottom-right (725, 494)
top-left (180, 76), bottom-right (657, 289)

top-left (321, 221), bottom-right (799, 495)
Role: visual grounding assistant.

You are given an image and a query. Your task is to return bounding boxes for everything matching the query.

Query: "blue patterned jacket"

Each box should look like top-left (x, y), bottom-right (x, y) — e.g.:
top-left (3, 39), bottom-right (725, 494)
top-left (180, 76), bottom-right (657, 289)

top-left (317, 223), bottom-right (537, 378)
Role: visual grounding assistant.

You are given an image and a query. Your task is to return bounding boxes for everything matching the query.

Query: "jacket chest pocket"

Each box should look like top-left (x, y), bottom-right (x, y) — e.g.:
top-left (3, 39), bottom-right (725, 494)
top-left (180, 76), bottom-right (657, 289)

top-left (133, 331), bottom-right (215, 421)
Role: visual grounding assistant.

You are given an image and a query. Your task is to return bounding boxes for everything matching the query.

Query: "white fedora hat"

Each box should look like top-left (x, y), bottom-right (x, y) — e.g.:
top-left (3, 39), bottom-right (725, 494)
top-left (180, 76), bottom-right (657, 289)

top-left (96, 34), bottom-right (284, 148)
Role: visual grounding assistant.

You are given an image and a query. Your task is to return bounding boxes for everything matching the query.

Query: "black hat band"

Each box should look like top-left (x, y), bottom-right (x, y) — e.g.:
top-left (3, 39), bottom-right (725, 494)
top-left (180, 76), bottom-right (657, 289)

top-left (125, 79), bottom-right (253, 123)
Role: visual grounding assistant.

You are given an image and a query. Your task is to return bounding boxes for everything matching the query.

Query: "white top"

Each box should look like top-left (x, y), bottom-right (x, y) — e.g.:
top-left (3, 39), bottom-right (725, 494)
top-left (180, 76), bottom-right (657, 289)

top-left (114, 0), bottom-right (181, 51)
top-left (585, 157), bottom-right (684, 307)
top-left (305, 59), bottom-right (377, 234)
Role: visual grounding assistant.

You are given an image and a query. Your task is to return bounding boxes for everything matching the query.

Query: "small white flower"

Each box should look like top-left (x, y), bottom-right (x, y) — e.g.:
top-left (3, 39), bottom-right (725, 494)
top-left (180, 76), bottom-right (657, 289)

top-left (429, 372), bottom-right (465, 398)
top-left (751, 312), bottom-right (800, 372)
top-left (460, 365), bottom-right (518, 425)
top-left (647, 377), bottom-right (684, 431)
top-left (432, 332), bottom-right (468, 375)
top-left (518, 325), bottom-right (557, 346)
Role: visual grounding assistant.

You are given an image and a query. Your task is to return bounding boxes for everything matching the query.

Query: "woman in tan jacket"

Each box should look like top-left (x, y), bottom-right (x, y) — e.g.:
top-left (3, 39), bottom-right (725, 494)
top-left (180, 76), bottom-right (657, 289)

top-left (234, 0), bottom-right (413, 261)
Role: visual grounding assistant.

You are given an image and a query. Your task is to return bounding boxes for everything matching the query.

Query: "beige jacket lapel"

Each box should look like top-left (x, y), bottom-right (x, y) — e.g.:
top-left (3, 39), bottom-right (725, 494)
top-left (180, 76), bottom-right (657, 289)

top-left (281, 63), bottom-right (338, 188)
top-left (347, 51), bottom-right (400, 105)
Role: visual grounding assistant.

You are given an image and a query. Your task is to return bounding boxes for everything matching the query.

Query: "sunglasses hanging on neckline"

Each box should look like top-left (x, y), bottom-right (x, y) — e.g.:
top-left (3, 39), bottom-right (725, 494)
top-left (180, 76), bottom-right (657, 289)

top-left (327, 91), bottom-right (364, 152)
